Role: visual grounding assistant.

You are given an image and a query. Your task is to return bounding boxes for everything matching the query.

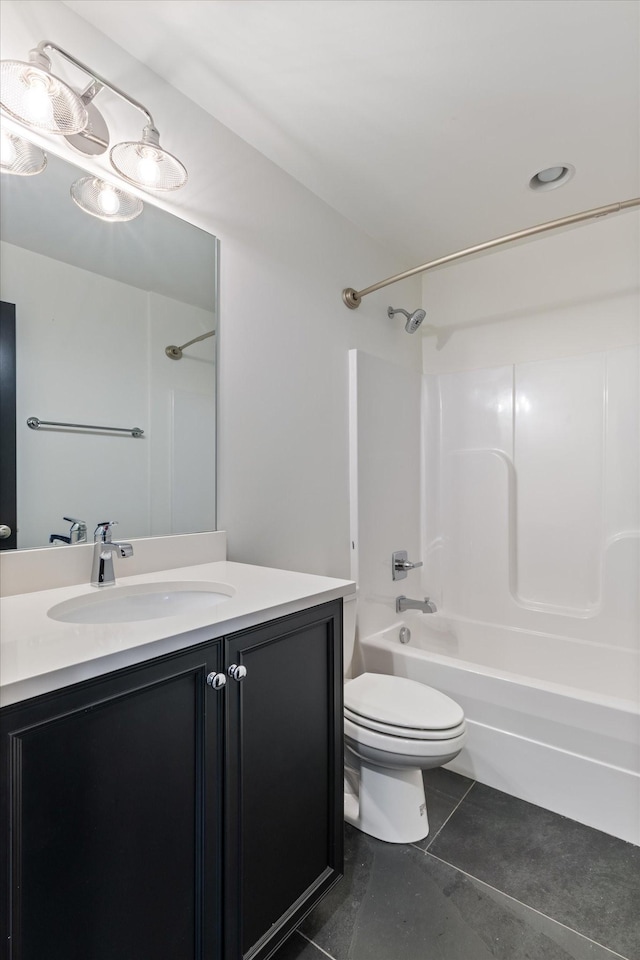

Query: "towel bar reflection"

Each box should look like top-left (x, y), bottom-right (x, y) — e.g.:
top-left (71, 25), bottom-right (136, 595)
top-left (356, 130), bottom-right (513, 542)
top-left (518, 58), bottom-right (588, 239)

top-left (27, 417), bottom-right (144, 438)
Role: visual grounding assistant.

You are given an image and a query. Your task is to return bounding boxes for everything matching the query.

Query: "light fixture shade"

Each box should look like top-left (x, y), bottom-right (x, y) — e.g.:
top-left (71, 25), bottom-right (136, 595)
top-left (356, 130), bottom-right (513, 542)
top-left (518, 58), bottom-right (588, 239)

top-left (70, 176), bottom-right (143, 222)
top-left (110, 124), bottom-right (187, 191)
top-left (0, 55), bottom-right (88, 135)
top-left (0, 129), bottom-right (47, 175)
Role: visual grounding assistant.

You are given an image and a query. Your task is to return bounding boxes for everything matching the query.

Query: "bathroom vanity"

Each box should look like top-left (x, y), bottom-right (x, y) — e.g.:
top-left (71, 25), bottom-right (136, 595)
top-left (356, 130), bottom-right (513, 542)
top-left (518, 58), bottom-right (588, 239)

top-left (0, 552), bottom-right (353, 960)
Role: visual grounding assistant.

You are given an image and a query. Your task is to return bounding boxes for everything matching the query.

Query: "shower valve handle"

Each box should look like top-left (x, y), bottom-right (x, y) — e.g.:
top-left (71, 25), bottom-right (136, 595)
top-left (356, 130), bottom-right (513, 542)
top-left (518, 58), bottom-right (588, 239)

top-left (392, 550), bottom-right (423, 581)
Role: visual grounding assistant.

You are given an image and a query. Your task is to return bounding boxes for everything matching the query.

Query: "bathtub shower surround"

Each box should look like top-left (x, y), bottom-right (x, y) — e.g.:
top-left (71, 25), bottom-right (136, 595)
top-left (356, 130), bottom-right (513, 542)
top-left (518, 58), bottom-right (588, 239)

top-left (349, 346), bottom-right (639, 844)
top-left (424, 347), bottom-right (639, 645)
top-left (416, 346), bottom-right (640, 842)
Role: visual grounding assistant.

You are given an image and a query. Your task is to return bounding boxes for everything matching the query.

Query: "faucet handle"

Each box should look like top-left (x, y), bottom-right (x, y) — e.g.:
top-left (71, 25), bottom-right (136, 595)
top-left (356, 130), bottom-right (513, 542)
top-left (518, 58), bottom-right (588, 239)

top-left (94, 521), bottom-right (117, 542)
top-left (64, 517), bottom-right (87, 543)
top-left (392, 550), bottom-right (424, 581)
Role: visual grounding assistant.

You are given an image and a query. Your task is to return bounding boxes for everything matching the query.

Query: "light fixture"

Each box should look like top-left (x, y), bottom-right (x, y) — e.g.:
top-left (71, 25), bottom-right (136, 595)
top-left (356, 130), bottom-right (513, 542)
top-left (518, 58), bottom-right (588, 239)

top-left (0, 128), bottom-right (47, 175)
top-left (529, 164), bottom-right (575, 192)
top-left (70, 176), bottom-right (143, 222)
top-left (110, 123), bottom-right (187, 191)
top-left (0, 40), bottom-right (187, 192)
top-left (0, 48), bottom-right (87, 134)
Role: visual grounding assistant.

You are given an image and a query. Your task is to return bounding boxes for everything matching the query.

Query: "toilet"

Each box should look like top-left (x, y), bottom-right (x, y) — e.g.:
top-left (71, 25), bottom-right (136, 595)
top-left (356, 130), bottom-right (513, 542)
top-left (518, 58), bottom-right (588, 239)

top-left (342, 607), bottom-right (466, 843)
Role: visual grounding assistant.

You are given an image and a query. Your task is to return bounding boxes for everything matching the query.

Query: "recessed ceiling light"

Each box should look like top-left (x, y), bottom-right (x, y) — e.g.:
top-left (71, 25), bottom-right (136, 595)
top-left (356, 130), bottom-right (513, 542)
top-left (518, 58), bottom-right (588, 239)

top-left (529, 164), bottom-right (575, 192)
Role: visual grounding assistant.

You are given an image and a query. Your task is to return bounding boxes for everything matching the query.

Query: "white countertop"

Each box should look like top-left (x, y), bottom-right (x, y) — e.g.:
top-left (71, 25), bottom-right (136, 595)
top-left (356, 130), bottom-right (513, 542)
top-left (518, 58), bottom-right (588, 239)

top-left (0, 561), bottom-right (355, 707)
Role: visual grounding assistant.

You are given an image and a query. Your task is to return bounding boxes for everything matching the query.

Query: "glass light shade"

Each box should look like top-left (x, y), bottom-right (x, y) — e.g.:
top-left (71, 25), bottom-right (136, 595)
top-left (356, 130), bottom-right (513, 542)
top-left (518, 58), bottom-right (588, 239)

top-left (110, 125), bottom-right (187, 191)
top-left (0, 129), bottom-right (47, 175)
top-left (0, 58), bottom-right (88, 135)
top-left (70, 176), bottom-right (143, 222)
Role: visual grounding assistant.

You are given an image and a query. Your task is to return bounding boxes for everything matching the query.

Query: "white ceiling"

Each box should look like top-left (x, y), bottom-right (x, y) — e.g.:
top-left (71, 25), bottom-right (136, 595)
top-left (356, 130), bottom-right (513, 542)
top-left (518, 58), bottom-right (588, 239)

top-left (64, 0), bottom-right (639, 261)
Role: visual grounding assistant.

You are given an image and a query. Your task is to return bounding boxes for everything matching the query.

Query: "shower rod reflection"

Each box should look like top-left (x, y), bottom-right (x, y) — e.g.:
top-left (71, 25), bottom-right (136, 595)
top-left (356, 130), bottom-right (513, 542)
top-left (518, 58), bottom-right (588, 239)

top-left (165, 329), bottom-right (215, 360)
top-left (342, 197), bottom-right (640, 309)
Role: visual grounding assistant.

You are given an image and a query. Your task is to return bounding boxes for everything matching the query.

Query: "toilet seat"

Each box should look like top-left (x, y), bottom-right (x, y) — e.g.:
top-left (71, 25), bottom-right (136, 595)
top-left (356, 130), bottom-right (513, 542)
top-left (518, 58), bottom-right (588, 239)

top-left (344, 716), bottom-right (467, 757)
top-left (344, 673), bottom-right (464, 739)
top-left (344, 706), bottom-right (466, 740)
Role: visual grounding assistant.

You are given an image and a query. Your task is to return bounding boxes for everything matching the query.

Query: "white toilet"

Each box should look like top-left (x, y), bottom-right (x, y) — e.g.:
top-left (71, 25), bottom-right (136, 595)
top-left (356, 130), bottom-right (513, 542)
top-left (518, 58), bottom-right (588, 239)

top-left (342, 609), bottom-right (466, 843)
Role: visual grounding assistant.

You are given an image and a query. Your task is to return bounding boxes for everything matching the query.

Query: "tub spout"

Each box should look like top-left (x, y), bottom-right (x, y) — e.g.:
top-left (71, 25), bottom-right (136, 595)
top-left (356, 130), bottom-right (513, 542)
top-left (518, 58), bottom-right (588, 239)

top-left (396, 596), bottom-right (437, 614)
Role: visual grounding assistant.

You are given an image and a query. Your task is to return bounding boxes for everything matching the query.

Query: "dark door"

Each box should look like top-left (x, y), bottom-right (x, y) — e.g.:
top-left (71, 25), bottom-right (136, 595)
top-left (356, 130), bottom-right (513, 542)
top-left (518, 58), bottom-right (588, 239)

top-left (0, 301), bottom-right (17, 550)
top-left (224, 600), bottom-right (344, 960)
top-left (0, 643), bottom-right (224, 960)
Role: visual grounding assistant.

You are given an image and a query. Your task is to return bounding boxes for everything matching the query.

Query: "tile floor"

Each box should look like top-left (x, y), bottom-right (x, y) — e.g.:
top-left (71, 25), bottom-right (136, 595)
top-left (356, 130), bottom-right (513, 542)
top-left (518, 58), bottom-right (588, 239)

top-left (271, 770), bottom-right (640, 960)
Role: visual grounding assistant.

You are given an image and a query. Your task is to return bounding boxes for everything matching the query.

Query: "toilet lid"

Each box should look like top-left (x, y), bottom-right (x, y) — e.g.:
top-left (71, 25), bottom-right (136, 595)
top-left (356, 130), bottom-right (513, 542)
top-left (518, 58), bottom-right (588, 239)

top-left (344, 673), bottom-right (464, 731)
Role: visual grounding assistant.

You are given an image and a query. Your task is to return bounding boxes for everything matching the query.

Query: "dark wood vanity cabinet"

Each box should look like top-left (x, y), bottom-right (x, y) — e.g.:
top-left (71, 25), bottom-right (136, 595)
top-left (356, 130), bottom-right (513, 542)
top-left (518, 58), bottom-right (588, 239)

top-left (1, 644), bottom-right (224, 960)
top-left (0, 599), bottom-right (343, 960)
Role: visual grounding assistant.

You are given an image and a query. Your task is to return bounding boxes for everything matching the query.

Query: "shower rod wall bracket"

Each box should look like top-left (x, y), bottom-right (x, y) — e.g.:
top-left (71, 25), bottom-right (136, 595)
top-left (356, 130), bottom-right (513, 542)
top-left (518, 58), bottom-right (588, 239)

top-left (165, 329), bottom-right (215, 360)
top-left (342, 198), bottom-right (640, 310)
top-left (343, 287), bottom-right (361, 310)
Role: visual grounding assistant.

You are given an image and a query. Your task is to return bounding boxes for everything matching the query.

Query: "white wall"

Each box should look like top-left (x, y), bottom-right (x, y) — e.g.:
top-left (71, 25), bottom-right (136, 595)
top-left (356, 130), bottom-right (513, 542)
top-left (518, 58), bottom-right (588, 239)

top-left (1, 241), bottom-right (215, 547)
top-left (421, 213), bottom-right (639, 373)
top-left (1, 0), bottom-right (422, 579)
top-left (348, 350), bottom-right (423, 643)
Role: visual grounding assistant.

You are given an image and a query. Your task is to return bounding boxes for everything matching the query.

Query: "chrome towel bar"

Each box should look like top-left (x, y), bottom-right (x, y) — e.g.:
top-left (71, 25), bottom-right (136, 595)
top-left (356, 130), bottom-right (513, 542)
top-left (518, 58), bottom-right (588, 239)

top-left (27, 417), bottom-right (144, 438)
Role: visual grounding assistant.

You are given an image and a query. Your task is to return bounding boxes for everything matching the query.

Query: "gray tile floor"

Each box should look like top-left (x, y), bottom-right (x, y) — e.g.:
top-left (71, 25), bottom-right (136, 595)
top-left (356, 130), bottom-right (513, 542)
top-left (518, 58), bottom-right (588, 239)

top-left (271, 770), bottom-right (640, 960)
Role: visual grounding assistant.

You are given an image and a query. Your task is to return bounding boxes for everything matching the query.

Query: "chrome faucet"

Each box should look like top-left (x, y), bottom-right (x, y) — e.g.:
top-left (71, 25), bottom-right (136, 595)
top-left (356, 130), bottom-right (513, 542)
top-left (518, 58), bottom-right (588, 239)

top-left (396, 595), bottom-right (437, 614)
top-left (50, 516), bottom-right (87, 545)
top-left (91, 521), bottom-right (133, 586)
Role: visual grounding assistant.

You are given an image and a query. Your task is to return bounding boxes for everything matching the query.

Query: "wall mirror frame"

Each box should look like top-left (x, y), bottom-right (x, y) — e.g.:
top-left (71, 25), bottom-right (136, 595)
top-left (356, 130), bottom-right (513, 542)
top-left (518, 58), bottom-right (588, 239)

top-left (0, 142), bottom-right (219, 551)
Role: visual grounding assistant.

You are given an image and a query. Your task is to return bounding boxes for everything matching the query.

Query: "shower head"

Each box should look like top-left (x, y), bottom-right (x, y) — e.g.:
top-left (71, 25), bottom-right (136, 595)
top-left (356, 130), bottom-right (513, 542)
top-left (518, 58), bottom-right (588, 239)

top-left (387, 306), bottom-right (426, 334)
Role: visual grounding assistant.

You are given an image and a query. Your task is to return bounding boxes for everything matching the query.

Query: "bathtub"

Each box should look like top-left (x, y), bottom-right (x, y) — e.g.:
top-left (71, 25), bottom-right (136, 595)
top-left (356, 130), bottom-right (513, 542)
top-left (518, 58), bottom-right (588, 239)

top-left (358, 618), bottom-right (640, 845)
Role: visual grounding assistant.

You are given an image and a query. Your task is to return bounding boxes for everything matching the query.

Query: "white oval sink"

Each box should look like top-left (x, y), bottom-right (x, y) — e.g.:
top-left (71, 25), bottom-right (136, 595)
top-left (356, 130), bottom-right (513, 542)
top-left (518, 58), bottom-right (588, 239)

top-left (47, 581), bottom-right (235, 624)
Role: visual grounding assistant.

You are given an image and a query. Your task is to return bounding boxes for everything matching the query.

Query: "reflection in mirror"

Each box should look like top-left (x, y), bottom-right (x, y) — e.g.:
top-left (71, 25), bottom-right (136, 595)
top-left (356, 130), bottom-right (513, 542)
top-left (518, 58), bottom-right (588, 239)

top-left (0, 148), bottom-right (218, 550)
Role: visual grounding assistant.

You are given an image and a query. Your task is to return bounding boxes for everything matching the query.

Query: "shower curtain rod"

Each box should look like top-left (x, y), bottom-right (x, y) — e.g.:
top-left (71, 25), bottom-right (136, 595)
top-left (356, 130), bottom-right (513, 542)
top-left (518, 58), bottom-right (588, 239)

top-left (342, 197), bottom-right (640, 310)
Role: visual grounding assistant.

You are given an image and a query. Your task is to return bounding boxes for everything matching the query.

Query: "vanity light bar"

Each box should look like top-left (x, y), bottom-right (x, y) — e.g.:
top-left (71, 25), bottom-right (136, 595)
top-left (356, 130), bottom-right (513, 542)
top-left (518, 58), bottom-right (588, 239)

top-left (27, 416), bottom-right (144, 438)
top-left (1, 40), bottom-right (187, 191)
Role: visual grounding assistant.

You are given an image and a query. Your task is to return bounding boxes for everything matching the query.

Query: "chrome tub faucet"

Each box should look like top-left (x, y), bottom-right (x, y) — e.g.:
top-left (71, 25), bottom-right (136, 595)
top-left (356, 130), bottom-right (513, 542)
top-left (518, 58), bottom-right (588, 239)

top-left (396, 595), bottom-right (437, 614)
top-left (91, 521), bottom-right (133, 586)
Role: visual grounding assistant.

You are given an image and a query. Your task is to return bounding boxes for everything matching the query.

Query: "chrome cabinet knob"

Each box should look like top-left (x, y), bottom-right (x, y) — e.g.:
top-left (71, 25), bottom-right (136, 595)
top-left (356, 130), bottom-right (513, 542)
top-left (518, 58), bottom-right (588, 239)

top-left (228, 663), bottom-right (247, 681)
top-left (206, 672), bottom-right (226, 689)
top-left (0, 524), bottom-right (12, 539)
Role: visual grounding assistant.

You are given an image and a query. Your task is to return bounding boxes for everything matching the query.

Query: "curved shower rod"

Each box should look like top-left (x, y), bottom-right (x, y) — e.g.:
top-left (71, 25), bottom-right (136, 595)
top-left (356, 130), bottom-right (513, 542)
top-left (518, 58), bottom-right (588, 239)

top-left (342, 197), bottom-right (640, 310)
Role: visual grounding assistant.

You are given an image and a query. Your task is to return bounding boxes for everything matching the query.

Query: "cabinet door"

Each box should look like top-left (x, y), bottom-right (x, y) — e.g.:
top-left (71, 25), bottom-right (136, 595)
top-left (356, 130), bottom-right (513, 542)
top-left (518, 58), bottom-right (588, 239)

top-left (224, 600), bottom-right (343, 960)
top-left (0, 644), bottom-right (224, 960)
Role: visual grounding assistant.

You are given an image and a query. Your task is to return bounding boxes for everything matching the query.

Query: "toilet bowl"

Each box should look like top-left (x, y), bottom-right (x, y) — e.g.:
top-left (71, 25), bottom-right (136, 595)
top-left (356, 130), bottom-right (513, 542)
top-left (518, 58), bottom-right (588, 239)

top-left (343, 672), bottom-right (466, 843)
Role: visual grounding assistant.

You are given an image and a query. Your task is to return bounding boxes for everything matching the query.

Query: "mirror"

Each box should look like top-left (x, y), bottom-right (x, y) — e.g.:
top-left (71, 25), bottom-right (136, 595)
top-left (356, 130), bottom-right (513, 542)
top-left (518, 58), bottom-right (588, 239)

top-left (0, 148), bottom-right (218, 550)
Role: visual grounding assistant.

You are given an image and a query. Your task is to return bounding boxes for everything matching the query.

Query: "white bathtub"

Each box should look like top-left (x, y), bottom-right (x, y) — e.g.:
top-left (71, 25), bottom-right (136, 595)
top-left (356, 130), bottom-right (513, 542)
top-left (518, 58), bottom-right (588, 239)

top-left (358, 618), bottom-right (640, 845)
